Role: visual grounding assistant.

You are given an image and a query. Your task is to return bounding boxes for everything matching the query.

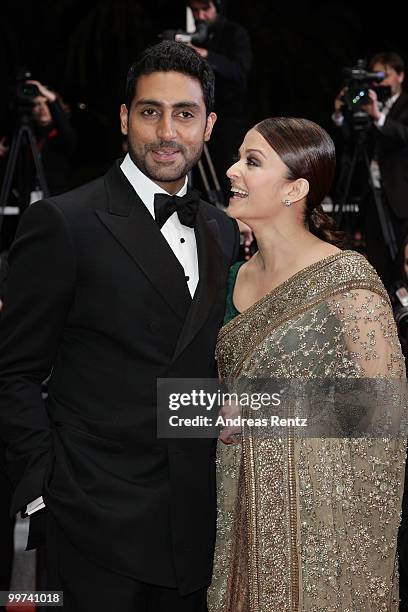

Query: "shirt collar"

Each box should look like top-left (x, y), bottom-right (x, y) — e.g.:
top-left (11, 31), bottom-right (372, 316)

top-left (386, 92), bottom-right (400, 108)
top-left (120, 153), bottom-right (188, 218)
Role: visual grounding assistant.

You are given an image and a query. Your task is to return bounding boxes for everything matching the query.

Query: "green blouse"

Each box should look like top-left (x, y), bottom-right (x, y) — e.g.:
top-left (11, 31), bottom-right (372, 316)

top-left (223, 261), bottom-right (245, 325)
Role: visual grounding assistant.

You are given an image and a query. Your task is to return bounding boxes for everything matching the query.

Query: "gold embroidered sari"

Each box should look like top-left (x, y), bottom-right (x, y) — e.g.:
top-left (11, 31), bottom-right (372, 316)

top-left (208, 251), bottom-right (407, 612)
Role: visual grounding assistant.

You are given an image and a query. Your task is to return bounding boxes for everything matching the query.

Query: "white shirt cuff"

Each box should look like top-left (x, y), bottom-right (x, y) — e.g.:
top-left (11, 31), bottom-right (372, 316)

top-left (331, 113), bottom-right (344, 127)
top-left (26, 496), bottom-right (45, 515)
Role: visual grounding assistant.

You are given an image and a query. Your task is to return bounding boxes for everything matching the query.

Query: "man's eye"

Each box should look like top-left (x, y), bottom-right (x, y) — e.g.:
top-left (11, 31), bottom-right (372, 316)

top-left (142, 109), bottom-right (157, 116)
top-left (178, 111), bottom-right (194, 118)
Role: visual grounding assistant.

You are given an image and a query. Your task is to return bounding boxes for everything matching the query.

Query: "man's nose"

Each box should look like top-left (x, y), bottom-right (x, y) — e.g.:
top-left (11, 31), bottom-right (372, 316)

top-left (157, 114), bottom-right (176, 140)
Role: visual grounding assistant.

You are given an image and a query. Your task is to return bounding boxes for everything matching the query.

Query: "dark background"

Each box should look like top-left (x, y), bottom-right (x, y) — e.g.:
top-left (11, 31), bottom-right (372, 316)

top-left (1, 0), bottom-right (407, 185)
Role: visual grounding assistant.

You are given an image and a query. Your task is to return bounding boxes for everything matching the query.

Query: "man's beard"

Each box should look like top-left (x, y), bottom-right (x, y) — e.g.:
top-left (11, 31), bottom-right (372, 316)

top-left (127, 138), bottom-right (204, 185)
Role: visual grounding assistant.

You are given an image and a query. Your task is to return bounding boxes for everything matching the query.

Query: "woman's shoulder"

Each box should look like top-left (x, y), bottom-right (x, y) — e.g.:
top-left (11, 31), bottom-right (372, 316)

top-left (329, 249), bottom-right (380, 277)
top-left (323, 249), bottom-right (389, 299)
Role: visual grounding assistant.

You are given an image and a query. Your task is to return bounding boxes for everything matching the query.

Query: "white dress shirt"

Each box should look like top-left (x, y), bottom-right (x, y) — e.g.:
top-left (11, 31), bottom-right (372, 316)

top-left (120, 154), bottom-right (199, 297)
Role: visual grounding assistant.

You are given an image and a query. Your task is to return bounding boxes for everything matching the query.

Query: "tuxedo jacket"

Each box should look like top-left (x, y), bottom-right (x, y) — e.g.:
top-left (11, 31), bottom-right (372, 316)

top-left (0, 161), bottom-right (239, 595)
top-left (377, 91), bottom-right (408, 218)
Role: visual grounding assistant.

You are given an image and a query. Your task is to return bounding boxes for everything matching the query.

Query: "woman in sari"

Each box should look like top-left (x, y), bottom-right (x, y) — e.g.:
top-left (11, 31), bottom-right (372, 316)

top-left (208, 117), bottom-right (406, 611)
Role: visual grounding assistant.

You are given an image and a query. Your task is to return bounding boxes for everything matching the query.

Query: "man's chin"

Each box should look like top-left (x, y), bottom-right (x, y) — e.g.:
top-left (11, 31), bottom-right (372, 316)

top-left (145, 164), bottom-right (188, 184)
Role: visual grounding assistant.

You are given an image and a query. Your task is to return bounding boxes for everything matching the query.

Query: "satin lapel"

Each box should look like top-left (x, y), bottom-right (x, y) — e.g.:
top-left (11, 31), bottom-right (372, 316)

top-left (95, 162), bottom-right (191, 321)
top-left (172, 207), bottom-right (224, 362)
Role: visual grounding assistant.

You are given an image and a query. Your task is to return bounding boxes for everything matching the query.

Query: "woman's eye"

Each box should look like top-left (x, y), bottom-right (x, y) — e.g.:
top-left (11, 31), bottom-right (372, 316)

top-left (231, 154), bottom-right (258, 166)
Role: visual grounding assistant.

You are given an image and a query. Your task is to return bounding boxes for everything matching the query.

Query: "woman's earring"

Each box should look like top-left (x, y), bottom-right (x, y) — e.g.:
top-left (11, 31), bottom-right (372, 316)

top-left (283, 198), bottom-right (292, 207)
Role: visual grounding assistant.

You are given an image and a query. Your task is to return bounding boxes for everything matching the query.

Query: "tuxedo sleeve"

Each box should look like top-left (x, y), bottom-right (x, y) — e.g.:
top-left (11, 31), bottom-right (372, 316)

top-left (380, 115), bottom-right (408, 147)
top-left (0, 200), bottom-right (76, 515)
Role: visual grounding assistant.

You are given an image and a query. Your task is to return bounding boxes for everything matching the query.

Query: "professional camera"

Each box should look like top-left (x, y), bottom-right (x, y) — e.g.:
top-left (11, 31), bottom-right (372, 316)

top-left (390, 282), bottom-right (408, 345)
top-left (160, 20), bottom-right (209, 45)
top-left (14, 69), bottom-right (40, 114)
top-left (342, 59), bottom-right (391, 112)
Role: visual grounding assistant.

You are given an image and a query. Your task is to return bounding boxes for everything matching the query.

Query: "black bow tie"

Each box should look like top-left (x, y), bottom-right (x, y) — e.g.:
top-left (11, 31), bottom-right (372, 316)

top-left (153, 190), bottom-right (200, 229)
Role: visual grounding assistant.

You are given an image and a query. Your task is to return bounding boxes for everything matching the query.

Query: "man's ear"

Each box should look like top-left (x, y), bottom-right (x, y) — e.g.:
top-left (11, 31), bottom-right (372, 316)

top-left (120, 104), bottom-right (128, 136)
top-left (286, 178), bottom-right (309, 204)
top-left (204, 112), bottom-right (217, 142)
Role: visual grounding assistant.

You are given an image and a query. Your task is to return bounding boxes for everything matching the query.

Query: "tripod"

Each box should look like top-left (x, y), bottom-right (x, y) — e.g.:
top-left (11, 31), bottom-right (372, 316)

top-left (0, 111), bottom-right (49, 251)
top-left (196, 143), bottom-right (225, 209)
top-left (335, 117), bottom-right (397, 261)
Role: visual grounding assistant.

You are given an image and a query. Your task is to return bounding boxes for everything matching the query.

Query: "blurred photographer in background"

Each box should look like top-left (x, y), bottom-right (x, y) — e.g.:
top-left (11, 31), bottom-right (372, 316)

top-left (0, 78), bottom-right (77, 251)
top-left (333, 52), bottom-right (408, 288)
top-left (186, 0), bottom-right (252, 203)
top-left (0, 78), bottom-right (77, 201)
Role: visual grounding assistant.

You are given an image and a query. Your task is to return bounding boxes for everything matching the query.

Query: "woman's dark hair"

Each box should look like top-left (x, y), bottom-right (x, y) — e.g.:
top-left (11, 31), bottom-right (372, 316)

top-left (125, 40), bottom-right (215, 115)
top-left (255, 117), bottom-right (343, 246)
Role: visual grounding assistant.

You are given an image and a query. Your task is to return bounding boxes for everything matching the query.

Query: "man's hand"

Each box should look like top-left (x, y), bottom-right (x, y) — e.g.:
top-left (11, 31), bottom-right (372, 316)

top-left (0, 136), bottom-right (9, 158)
top-left (187, 44), bottom-right (208, 58)
top-left (218, 400), bottom-right (242, 445)
top-left (26, 80), bottom-right (56, 103)
top-left (237, 219), bottom-right (254, 260)
top-left (334, 86), bottom-right (348, 118)
top-left (361, 89), bottom-right (382, 122)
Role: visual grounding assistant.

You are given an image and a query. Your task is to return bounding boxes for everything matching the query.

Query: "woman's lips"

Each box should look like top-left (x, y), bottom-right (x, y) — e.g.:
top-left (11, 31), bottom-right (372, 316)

top-left (229, 191), bottom-right (249, 201)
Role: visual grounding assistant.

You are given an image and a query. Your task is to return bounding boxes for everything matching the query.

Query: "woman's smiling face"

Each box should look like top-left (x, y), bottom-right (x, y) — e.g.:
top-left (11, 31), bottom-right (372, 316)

top-left (226, 128), bottom-right (293, 224)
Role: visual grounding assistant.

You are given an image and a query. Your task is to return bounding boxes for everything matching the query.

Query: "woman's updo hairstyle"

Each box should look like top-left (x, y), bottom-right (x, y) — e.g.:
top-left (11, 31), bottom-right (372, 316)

top-left (255, 117), bottom-right (343, 246)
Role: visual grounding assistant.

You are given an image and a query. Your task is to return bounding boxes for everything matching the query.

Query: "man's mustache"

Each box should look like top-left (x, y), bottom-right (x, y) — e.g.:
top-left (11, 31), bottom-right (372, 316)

top-left (144, 141), bottom-right (187, 153)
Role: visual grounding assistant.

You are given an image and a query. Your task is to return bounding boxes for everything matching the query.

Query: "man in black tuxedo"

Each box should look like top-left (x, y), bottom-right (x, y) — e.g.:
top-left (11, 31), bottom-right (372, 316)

top-left (0, 41), bottom-right (239, 611)
top-left (333, 51), bottom-right (408, 287)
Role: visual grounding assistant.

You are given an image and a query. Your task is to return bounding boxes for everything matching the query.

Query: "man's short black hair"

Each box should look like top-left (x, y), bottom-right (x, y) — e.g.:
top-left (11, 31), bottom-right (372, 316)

top-left (124, 40), bottom-right (215, 115)
top-left (187, 0), bottom-right (222, 10)
top-left (369, 51), bottom-right (405, 74)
